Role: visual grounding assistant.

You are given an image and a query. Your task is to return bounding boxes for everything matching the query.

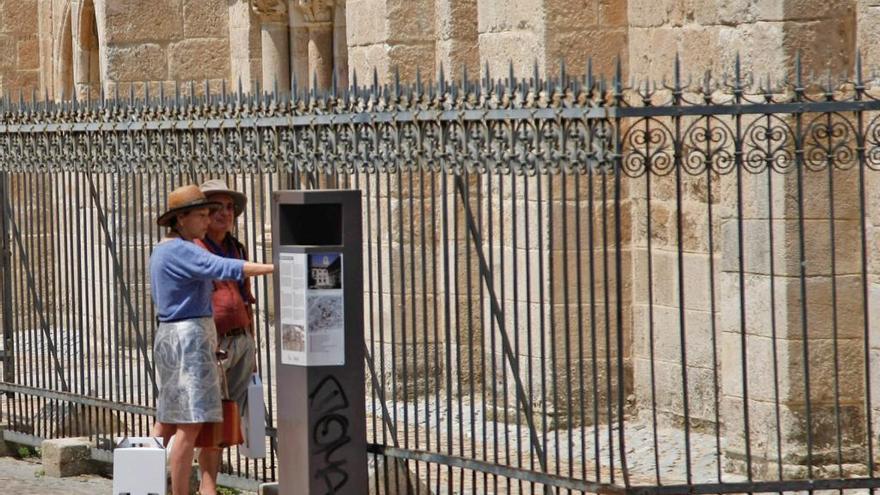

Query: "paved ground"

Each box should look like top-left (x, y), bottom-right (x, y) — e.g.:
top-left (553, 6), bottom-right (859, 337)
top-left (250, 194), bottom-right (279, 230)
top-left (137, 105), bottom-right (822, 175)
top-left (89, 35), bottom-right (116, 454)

top-left (0, 455), bottom-right (112, 494)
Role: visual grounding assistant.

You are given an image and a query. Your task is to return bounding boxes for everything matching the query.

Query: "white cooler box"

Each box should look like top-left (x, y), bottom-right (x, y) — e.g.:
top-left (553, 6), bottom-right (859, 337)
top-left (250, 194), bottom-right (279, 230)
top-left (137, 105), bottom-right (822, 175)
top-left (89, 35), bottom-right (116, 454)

top-left (112, 437), bottom-right (166, 495)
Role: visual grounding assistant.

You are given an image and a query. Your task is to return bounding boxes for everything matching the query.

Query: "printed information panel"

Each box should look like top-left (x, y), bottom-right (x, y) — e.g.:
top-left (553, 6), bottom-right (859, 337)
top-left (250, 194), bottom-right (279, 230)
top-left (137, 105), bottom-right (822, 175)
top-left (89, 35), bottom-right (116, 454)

top-left (279, 252), bottom-right (345, 366)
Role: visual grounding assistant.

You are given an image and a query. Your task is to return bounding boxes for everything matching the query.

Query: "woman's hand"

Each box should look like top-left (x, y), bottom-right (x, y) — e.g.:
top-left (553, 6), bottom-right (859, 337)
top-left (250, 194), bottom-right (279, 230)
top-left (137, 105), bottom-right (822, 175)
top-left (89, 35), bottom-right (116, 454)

top-left (243, 262), bottom-right (275, 277)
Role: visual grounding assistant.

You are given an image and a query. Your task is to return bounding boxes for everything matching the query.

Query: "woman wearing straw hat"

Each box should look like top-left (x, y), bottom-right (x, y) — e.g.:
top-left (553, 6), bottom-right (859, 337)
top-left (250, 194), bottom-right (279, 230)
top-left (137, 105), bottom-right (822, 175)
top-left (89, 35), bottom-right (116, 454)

top-left (149, 185), bottom-right (274, 495)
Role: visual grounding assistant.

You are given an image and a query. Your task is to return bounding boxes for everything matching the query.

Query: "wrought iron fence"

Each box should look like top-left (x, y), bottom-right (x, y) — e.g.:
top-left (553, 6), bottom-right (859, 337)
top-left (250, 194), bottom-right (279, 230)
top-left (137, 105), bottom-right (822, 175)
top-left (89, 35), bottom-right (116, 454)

top-left (3, 56), bottom-right (880, 494)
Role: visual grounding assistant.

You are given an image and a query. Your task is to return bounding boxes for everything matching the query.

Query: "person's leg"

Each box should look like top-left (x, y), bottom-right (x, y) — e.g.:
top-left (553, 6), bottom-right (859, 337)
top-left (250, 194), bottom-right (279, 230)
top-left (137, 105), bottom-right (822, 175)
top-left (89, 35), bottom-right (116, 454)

top-left (151, 421), bottom-right (177, 448)
top-left (169, 423), bottom-right (202, 495)
top-left (198, 447), bottom-right (223, 495)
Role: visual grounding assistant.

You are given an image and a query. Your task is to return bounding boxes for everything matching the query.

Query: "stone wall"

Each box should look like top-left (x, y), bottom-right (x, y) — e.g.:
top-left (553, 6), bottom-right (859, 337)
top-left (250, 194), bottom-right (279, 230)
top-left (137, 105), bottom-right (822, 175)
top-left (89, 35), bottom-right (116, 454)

top-left (628, 0), bottom-right (856, 82)
top-left (0, 0), bottom-right (40, 95)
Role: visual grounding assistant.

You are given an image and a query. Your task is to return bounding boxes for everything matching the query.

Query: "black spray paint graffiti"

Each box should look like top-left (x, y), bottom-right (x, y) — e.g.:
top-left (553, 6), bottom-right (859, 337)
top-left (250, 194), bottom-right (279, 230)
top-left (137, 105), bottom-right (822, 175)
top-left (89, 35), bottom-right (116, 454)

top-left (310, 375), bottom-right (352, 494)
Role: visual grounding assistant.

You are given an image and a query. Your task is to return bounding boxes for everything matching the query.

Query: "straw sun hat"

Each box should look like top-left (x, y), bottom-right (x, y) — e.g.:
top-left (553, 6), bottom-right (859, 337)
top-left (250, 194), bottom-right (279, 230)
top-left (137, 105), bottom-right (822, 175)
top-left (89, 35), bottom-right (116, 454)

top-left (199, 179), bottom-right (247, 217)
top-left (157, 185), bottom-right (222, 227)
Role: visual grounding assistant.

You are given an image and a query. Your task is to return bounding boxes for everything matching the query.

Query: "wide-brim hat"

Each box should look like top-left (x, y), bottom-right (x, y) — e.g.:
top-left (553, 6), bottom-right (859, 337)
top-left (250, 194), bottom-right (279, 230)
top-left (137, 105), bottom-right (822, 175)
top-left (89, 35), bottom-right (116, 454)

top-left (157, 185), bottom-right (222, 227)
top-left (199, 179), bottom-right (247, 217)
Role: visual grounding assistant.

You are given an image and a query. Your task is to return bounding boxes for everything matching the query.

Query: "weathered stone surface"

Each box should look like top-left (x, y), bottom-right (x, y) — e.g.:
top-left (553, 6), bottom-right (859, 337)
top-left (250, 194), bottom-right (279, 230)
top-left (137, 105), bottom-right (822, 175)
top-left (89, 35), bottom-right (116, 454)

top-left (479, 31), bottom-right (544, 78)
top-left (16, 37), bottom-right (38, 70)
top-left (477, 0), bottom-right (542, 33)
top-left (183, 0), bottom-right (228, 38)
top-left (41, 437), bottom-right (96, 478)
top-left (387, 0), bottom-right (435, 43)
top-left (168, 38), bottom-right (229, 80)
top-left (105, 44), bottom-right (167, 81)
top-left (0, 34), bottom-right (15, 69)
top-left (0, 0), bottom-right (37, 34)
top-left (104, 0), bottom-right (183, 43)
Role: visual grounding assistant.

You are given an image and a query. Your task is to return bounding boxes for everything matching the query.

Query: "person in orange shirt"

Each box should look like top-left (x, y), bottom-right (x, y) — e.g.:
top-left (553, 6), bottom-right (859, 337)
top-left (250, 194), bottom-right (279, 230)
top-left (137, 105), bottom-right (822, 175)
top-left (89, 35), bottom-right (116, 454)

top-left (194, 180), bottom-right (259, 495)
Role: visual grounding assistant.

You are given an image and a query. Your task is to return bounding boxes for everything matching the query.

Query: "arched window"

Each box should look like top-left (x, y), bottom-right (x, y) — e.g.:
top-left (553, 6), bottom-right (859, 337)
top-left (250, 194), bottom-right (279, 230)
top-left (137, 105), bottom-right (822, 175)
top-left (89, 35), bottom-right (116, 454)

top-left (55, 7), bottom-right (74, 99)
top-left (74, 0), bottom-right (100, 98)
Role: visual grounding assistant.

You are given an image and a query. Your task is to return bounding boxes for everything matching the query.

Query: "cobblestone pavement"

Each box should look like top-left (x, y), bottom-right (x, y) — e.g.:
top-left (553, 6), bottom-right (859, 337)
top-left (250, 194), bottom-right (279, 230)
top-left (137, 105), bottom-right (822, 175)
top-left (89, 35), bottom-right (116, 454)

top-left (0, 456), bottom-right (112, 494)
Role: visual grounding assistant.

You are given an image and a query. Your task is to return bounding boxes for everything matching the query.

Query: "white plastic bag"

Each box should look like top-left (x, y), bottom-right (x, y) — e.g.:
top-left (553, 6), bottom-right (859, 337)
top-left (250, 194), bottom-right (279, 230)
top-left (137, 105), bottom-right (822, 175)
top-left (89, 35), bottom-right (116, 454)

top-left (239, 373), bottom-right (266, 458)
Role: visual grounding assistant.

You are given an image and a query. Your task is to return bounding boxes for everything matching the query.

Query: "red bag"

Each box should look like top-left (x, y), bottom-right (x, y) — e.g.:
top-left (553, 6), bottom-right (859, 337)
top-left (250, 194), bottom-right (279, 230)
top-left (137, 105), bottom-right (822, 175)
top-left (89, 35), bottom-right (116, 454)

top-left (195, 399), bottom-right (243, 448)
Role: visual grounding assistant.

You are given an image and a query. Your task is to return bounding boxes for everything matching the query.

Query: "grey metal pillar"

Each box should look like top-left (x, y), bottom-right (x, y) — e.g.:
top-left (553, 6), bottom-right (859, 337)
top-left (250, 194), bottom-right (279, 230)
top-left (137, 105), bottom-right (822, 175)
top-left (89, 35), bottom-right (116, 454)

top-left (271, 189), bottom-right (366, 495)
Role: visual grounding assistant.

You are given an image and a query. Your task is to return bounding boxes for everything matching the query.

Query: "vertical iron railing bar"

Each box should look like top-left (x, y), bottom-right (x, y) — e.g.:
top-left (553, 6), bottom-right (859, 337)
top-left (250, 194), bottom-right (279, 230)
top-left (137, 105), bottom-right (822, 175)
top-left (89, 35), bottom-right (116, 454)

top-left (431, 169), bottom-right (441, 495)
top-left (260, 171), bottom-right (278, 481)
top-left (602, 163), bottom-right (614, 482)
top-left (453, 166), bottom-right (464, 495)
top-left (479, 164), bottom-right (488, 494)
top-left (72, 172), bottom-right (91, 434)
top-left (397, 159), bottom-right (414, 491)
top-left (823, 110), bottom-right (844, 478)
top-left (15, 173), bottom-right (29, 433)
top-left (397, 166), bottom-right (408, 453)
top-left (548, 163), bottom-right (560, 487)
top-left (373, 164), bottom-right (390, 491)
top-left (135, 173), bottom-right (146, 436)
top-left (486, 167), bottom-right (498, 490)
top-left (383, 169), bottom-right (401, 495)
top-left (763, 147), bottom-right (783, 483)
top-left (364, 168), bottom-right (380, 495)
top-left (672, 79), bottom-right (693, 485)
top-left (47, 171), bottom-right (61, 436)
top-left (0, 171), bottom-right (13, 399)
top-left (703, 114), bottom-right (723, 484)
top-left (511, 171), bottom-right (524, 491)
top-left (732, 68), bottom-right (753, 480)
top-left (2, 182), bottom-right (69, 393)
top-left (82, 171), bottom-right (96, 437)
top-left (793, 85), bottom-right (814, 478)
top-left (366, 171), bottom-right (384, 493)
top-left (22, 171), bottom-right (35, 436)
top-left (588, 166), bottom-right (601, 483)
top-left (562, 163), bottom-right (574, 494)
top-left (407, 165), bottom-right (421, 495)
top-left (453, 175), bottom-right (551, 477)
top-left (66, 172), bottom-right (79, 433)
top-left (419, 166), bottom-right (432, 493)
top-left (524, 171), bottom-right (536, 495)
top-left (145, 172), bottom-right (155, 411)
top-left (645, 166), bottom-right (661, 485)
top-left (537, 170), bottom-right (548, 486)
top-left (464, 170), bottom-right (478, 494)
top-left (30, 171), bottom-right (44, 437)
top-left (612, 95), bottom-right (630, 490)
top-left (58, 170), bottom-right (73, 436)
top-left (575, 169), bottom-right (586, 492)
top-left (100, 171), bottom-right (112, 442)
top-left (83, 171), bottom-right (156, 393)
top-left (854, 69), bottom-right (875, 477)
top-left (32, 170), bottom-right (51, 428)
top-left (113, 174), bottom-right (123, 418)
top-left (499, 165), bottom-right (512, 486)
top-left (442, 169), bottom-right (455, 495)
top-left (40, 172), bottom-right (56, 435)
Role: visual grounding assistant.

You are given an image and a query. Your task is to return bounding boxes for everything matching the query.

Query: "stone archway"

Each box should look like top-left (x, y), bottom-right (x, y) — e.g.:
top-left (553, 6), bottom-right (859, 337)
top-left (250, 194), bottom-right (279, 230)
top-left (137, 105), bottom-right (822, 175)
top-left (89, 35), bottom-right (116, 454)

top-left (74, 0), bottom-right (100, 99)
top-left (54, 2), bottom-right (74, 99)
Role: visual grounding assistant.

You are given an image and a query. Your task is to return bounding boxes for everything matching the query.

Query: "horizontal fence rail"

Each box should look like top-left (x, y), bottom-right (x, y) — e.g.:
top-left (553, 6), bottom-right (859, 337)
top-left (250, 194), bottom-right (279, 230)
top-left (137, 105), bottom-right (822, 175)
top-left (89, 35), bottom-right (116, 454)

top-left (3, 56), bottom-right (880, 494)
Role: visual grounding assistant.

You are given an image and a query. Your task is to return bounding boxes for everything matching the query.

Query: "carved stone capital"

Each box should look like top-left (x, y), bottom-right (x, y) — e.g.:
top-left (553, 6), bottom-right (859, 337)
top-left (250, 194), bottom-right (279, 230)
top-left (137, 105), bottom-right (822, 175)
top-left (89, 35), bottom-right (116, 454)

top-left (250, 0), bottom-right (288, 21)
top-left (295, 0), bottom-right (334, 24)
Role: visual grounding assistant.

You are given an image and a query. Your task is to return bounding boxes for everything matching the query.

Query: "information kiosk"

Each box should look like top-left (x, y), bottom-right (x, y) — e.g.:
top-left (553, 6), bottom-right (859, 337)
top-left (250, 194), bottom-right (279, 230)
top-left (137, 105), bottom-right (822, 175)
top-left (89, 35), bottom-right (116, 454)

top-left (271, 190), bottom-right (367, 495)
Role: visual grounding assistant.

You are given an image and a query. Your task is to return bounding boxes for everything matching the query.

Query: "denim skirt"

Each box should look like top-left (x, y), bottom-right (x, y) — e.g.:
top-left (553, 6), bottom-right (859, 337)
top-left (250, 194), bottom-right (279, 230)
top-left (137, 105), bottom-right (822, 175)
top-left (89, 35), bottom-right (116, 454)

top-left (154, 317), bottom-right (223, 423)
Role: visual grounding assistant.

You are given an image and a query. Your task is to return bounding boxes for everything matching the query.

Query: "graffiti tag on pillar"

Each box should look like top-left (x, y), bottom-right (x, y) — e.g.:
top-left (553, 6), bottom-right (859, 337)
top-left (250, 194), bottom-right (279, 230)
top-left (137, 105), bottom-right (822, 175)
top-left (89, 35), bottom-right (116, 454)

top-left (309, 375), bottom-right (351, 494)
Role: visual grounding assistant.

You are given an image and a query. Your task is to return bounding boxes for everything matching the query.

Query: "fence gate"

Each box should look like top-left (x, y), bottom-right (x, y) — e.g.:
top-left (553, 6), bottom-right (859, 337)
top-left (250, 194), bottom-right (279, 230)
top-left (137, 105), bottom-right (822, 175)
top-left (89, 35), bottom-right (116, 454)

top-left (2, 57), bottom-right (880, 495)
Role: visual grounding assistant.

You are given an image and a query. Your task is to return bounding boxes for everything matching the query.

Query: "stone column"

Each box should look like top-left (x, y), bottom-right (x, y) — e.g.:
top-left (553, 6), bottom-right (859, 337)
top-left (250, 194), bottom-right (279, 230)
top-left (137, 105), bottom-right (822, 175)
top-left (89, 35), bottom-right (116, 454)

top-left (252, 0), bottom-right (291, 92)
top-left (292, 0), bottom-right (335, 91)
